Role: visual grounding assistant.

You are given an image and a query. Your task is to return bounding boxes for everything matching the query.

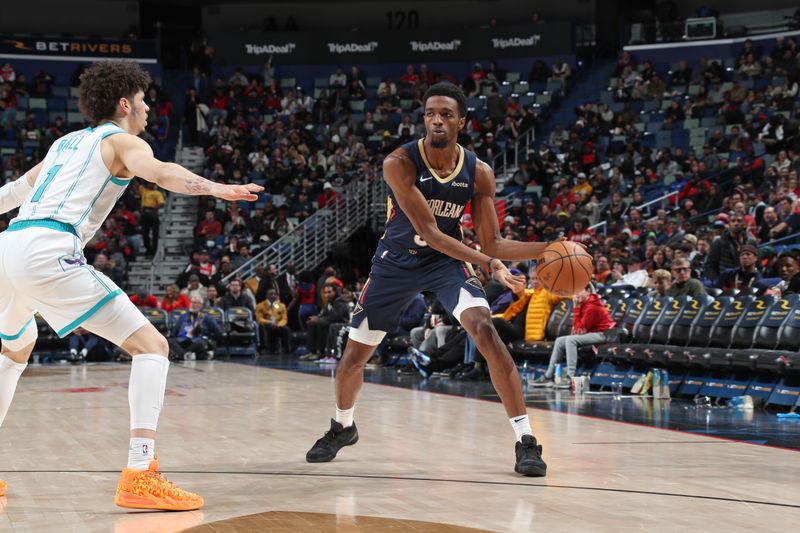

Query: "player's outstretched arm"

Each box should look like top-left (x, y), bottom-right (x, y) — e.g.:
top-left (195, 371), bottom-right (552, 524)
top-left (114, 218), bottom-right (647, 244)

top-left (0, 162), bottom-right (42, 214)
top-left (472, 160), bottom-right (550, 262)
top-left (383, 149), bottom-right (521, 291)
top-left (112, 134), bottom-right (263, 201)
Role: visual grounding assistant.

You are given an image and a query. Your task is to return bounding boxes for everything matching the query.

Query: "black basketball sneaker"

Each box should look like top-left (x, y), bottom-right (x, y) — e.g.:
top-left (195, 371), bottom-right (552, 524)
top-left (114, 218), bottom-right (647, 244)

top-left (306, 419), bottom-right (359, 462)
top-left (515, 435), bottom-right (547, 476)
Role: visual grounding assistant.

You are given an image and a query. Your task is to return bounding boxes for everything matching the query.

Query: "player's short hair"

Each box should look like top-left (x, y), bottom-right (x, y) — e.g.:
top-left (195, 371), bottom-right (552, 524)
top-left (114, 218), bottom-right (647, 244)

top-left (423, 81), bottom-right (467, 117)
top-left (78, 61), bottom-right (151, 123)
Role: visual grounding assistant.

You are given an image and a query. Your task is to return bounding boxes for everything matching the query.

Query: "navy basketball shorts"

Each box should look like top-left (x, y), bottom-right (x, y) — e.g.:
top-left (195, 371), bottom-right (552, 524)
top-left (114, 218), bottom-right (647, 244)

top-left (349, 246), bottom-right (489, 346)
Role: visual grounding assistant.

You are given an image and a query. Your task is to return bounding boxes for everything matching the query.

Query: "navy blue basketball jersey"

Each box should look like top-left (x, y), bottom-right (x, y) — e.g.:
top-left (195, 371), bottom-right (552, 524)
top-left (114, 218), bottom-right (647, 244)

top-left (381, 138), bottom-right (477, 258)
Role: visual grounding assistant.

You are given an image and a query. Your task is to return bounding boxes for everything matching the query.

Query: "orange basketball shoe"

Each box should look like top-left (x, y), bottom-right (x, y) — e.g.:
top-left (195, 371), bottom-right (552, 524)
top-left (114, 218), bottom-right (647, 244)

top-left (0, 479), bottom-right (6, 497)
top-left (114, 457), bottom-right (203, 511)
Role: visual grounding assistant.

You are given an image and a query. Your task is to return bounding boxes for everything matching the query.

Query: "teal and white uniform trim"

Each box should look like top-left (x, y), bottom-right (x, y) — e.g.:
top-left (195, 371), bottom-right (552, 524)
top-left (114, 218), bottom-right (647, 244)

top-left (13, 122), bottom-right (130, 247)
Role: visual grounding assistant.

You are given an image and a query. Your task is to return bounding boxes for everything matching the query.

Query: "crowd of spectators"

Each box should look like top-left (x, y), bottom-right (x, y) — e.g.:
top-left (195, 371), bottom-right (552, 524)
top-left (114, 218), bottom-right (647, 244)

top-left (7, 36), bottom-right (800, 374)
top-left (499, 37), bottom-right (800, 301)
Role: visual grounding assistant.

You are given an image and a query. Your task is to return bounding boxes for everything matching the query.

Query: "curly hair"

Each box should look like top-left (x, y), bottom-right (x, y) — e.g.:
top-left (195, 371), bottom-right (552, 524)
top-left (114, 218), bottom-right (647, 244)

top-left (78, 61), bottom-right (151, 123)
top-left (423, 81), bottom-right (467, 117)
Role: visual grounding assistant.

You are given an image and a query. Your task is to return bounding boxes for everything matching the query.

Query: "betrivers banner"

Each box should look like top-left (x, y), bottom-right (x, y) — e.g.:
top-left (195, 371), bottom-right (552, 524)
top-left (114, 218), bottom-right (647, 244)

top-left (210, 23), bottom-right (571, 64)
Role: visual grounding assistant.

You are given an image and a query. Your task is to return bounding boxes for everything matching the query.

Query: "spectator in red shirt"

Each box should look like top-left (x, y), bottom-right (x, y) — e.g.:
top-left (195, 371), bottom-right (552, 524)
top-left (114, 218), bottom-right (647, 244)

top-left (161, 284), bottom-right (191, 312)
top-left (130, 291), bottom-right (159, 309)
top-left (399, 64), bottom-right (418, 95)
top-left (0, 63), bottom-right (15, 83)
top-left (317, 182), bottom-right (341, 208)
top-left (567, 218), bottom-right (594, 246)
top-left (532, 286), bottom-right (617, 388)
top-left (196, 210), bottom-right (222, 246)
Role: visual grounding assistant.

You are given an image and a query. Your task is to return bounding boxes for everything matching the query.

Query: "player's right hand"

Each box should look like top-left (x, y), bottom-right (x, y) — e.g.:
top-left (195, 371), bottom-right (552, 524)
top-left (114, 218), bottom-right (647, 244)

top-left (217, 183), bottom-right (264, 202)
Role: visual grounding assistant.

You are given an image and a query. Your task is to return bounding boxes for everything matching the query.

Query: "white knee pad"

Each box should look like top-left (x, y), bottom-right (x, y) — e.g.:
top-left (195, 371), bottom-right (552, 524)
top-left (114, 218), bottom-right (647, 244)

top-left (129, 354), bottom-right (170, 431)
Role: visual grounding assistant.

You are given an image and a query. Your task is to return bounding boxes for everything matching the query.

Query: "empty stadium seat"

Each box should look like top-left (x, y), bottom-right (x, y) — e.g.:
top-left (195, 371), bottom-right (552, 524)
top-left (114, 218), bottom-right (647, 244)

top-left (225, 307), bottom-right (258, 356)
top-left (142, 308), bottom-right (169, 334)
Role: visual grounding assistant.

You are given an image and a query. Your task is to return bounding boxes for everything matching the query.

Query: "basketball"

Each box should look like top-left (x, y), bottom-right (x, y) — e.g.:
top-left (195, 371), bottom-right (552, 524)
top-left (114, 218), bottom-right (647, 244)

top-left (536, 241), bottom-right (593, 297)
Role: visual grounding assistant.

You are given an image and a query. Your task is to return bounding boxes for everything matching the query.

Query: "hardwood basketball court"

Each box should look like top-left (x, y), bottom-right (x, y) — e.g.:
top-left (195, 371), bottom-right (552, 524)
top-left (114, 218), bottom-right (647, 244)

top-left (0, 361), bottom-right (797, 532)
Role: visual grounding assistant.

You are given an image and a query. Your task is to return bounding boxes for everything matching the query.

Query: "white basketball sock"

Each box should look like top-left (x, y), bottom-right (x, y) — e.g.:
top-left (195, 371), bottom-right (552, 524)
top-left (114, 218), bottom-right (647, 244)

top-left (128, 354), bottom-right (169, 431)
top-left (510, 414), bottom-right (533, 441)
top-left (335, 405), bottom-right (354, 427)
top-left (0, 355), bottom-right (27, 426)
top-left (127, 437), bottom-right (156, 470)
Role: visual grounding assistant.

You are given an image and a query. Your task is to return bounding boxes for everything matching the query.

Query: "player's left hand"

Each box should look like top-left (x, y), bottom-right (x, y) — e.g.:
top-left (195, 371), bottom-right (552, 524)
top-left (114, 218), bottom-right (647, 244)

top-left (490, 259), bottom-right (525, 292)
top-left (218, 183), bottom-right (264, 202)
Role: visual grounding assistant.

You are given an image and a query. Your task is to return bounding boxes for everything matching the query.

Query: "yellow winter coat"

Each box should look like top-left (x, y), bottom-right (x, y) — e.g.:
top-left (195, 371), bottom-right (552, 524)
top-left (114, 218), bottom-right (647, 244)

top-left (496, 288), bottom-right (564, 342)
top-left (256, 299), bottom-right (288, 327)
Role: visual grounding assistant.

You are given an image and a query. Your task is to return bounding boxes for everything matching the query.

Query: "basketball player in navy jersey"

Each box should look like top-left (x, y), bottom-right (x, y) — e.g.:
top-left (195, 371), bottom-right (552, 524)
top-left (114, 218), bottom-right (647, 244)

top-left (306, 82), bottom-right (551, 476)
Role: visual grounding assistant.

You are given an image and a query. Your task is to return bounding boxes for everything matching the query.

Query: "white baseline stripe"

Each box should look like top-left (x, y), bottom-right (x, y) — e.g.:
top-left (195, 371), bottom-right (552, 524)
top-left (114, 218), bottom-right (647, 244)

top-left (0, 53), bottom-right (157, 64)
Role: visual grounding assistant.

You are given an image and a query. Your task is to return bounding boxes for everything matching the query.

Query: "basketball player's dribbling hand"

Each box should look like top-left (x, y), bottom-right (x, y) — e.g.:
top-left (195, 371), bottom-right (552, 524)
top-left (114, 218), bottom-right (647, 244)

top-left (218, 183), bottom-right (264, 202)
top-left (490, 261), bottom-right (525, 292)
top-left (551, 236), bottom-right (588, 251)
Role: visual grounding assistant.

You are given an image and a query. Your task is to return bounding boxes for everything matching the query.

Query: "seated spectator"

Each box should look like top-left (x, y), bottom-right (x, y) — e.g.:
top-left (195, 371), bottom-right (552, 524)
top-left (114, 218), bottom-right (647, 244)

top-left (409, 328), bottom-right (470, 379)
top-left (204, 285), bottom-right (223, 308)
top-left (232, 244), bottom-right (253, 270)
top-left (549, 61), bottom-right (571, 90)
top-left (529, 60), bottom-right (550, 84)
top-left (196, 249), bottom-right (217, 279)
top-left (221, 278), bottom-right (256, 311)
top-left (492, 270), bottom-right (563, 345)
top-left (669, 60), bottom-right (692, 86)
top-left (255, 289), bottom-right (290, 354)
top-left (667, 258), bottom-right (707, 298)
top-left (161, 284), bottom-right (190, 312)
top-left (329, 67), bottom-right (347, 88)
top-left (181, 274), bottom-right (208, 301)
top-left (210, 257), bottom-right (234, 289)
top-left (168, 295), bottom-right (224, 360)
top-left (648, 269), bottom-right (672, 299)
top-left (196, 210), bottom-right (222, 248)
top-left (703, 213), bottom-right (756, 282)
top-left (766, 250), bottom-right (800, 295)
top-left (376, 86), bottom-right (400, 115)
top-left (130, 291), bottom-right (159, 309)
top-left (609, 256), bottom-right (649, 287)
top-left (532, 286), bottom-right (616, 388)
top-left (410, 298), bottom-right (453, 355)
top-left (718, 244), bottom-right (762, 290)
top-left (594, 256), bottom-right (612, 284)
top-left (0, 62), bottom-right (15, 83)
top-left (69, 327), bottom-right (108, 363)
top-left (304, 283), bottom-right (350, 359)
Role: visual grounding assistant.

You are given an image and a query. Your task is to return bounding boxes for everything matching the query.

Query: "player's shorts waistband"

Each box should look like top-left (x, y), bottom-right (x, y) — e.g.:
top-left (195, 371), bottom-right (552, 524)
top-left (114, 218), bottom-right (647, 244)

top-left (7, 218), bottom-right (78, 237)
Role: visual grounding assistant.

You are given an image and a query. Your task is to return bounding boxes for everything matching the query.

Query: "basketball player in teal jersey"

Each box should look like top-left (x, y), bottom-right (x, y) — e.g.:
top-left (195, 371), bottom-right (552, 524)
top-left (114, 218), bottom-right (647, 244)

top-left (0, 61), bottom-right (262, 509)
top-left (307, 82), bottom-right (553, 476)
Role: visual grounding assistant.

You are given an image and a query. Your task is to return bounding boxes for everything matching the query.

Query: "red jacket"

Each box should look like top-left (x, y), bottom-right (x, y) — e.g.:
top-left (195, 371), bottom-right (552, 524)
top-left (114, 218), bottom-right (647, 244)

top-left (130, 294), bottom-right (159, 309)
top-left (573, 294), bottom-right (615, 333)
top-left (161, 293), bottom-right (190, 312)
